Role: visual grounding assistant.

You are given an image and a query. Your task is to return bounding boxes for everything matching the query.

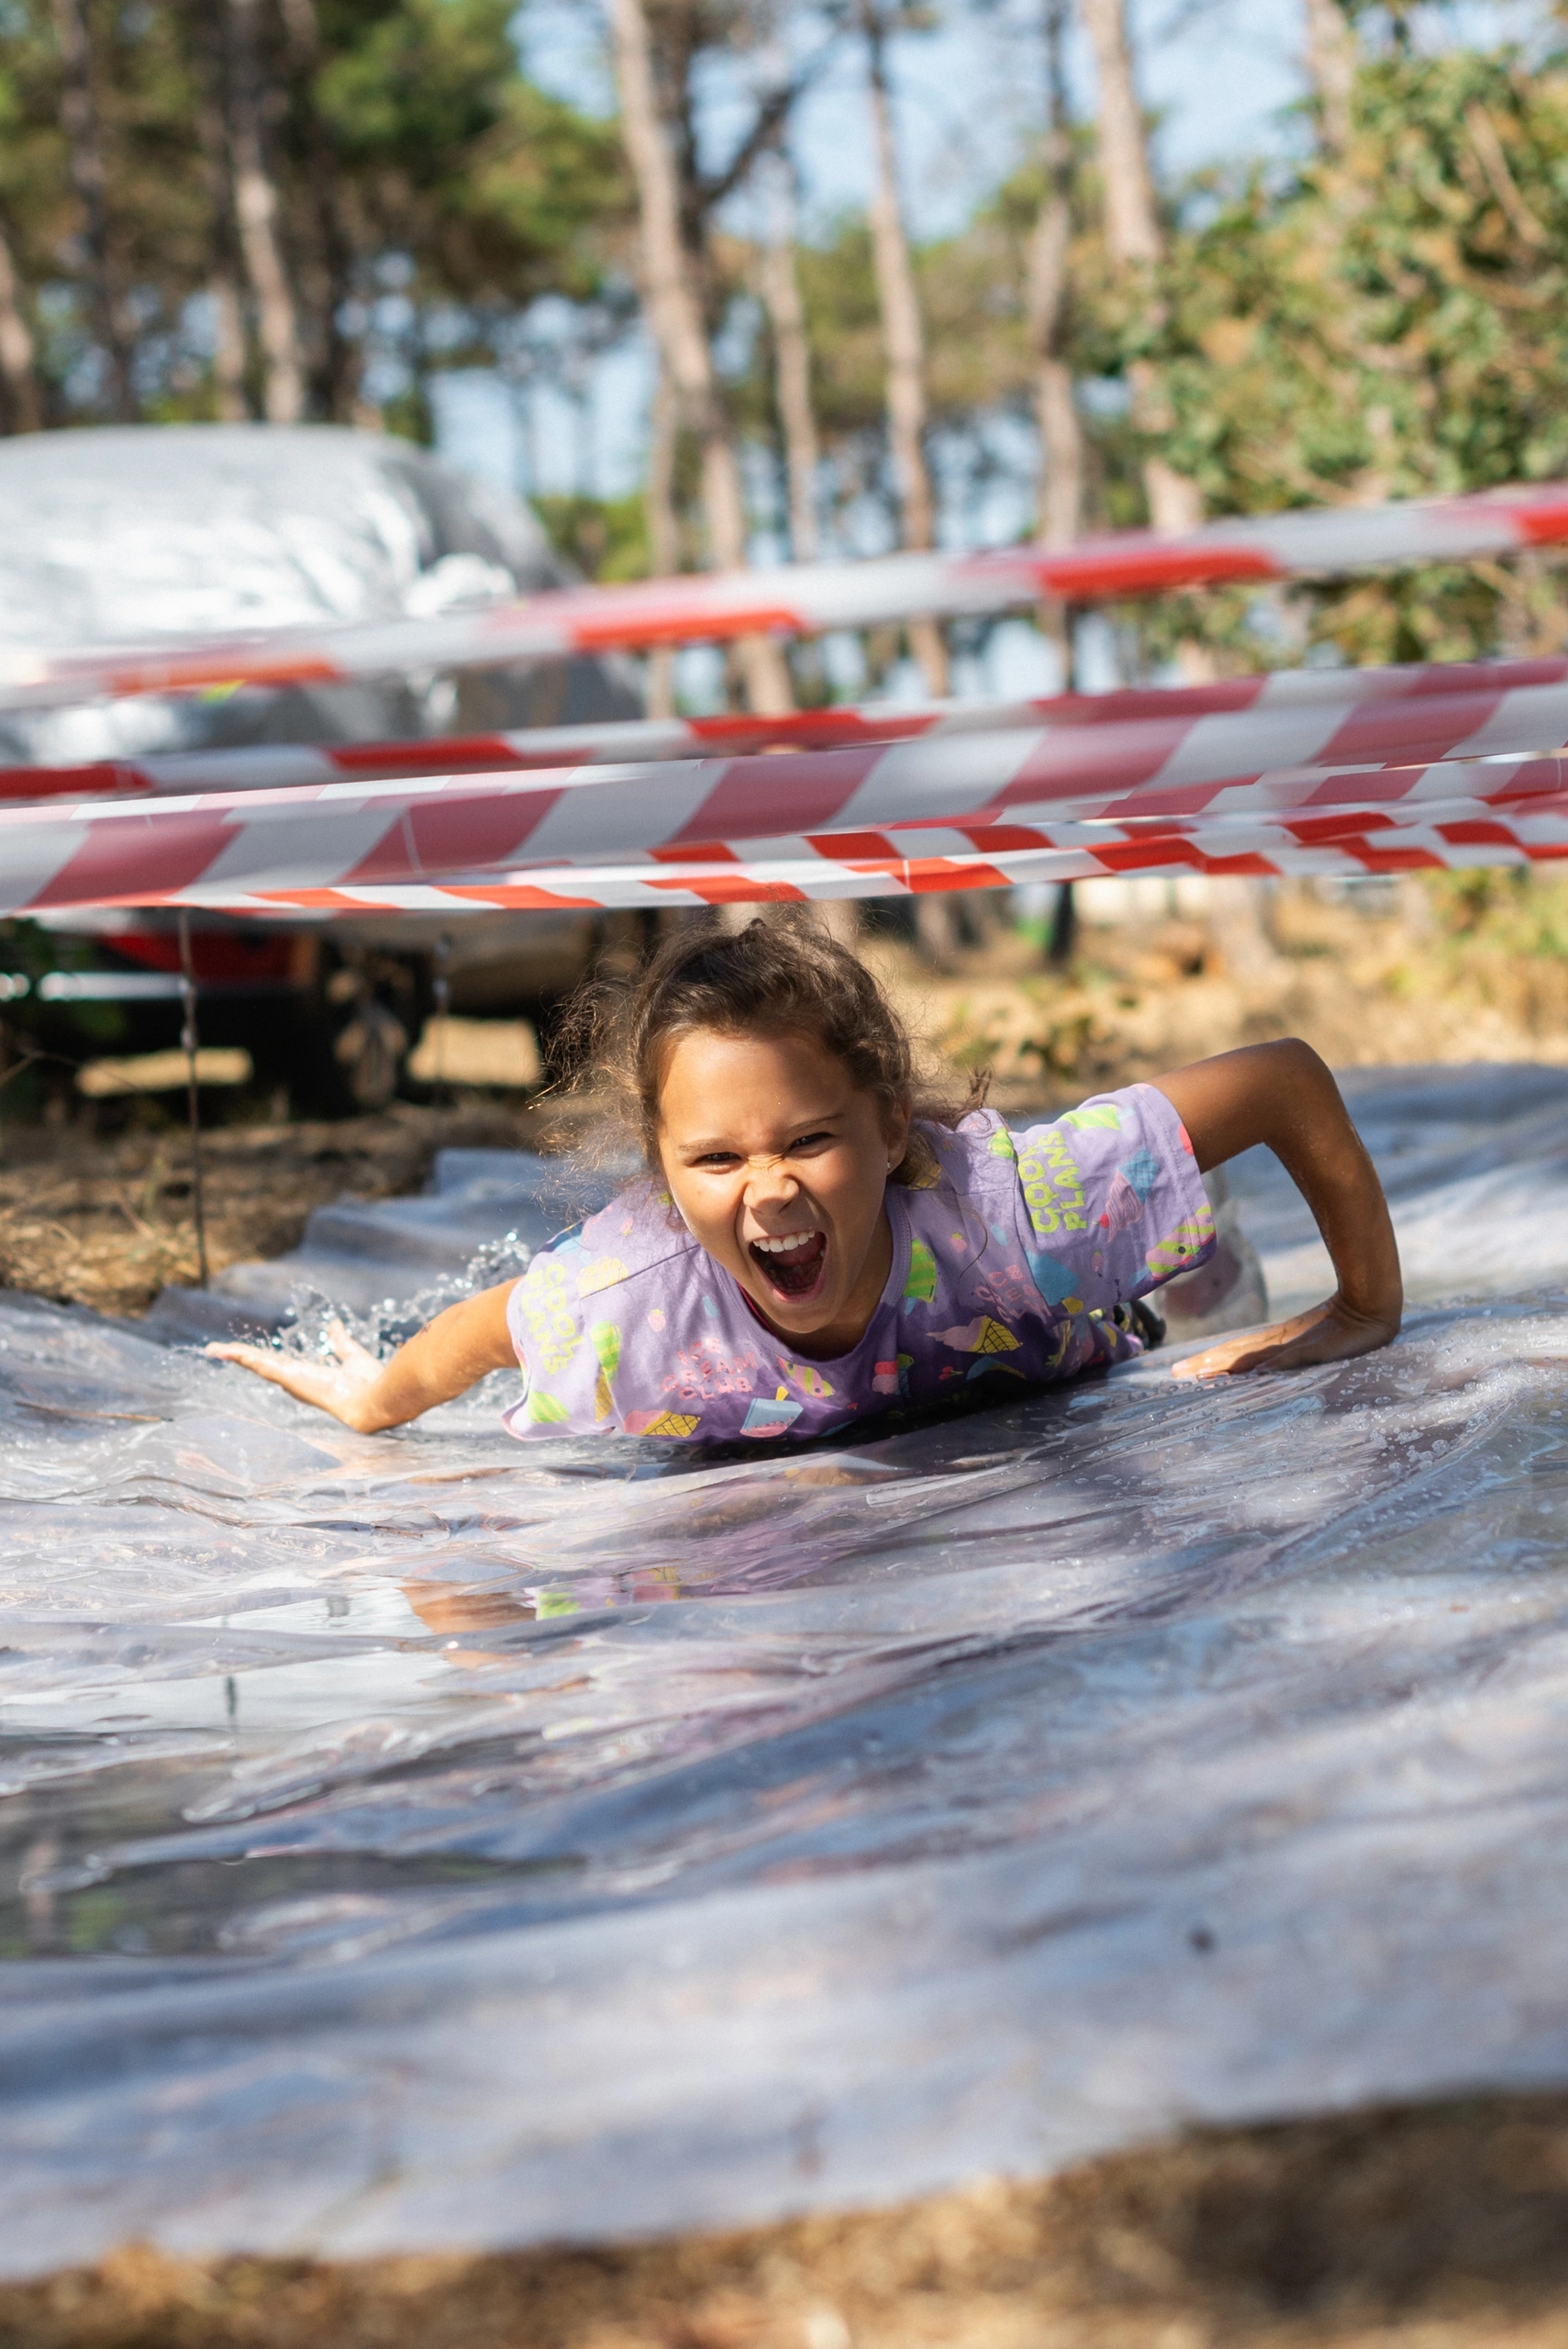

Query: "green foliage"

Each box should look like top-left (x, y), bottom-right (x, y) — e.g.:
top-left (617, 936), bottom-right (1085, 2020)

top-left (313, 0), bottom-right (629, 310)
top-left (381, 382), bottom-right (436, 443)
top-left (794, 217), bottom-right (886, 441)
top-left (0, 0), bottom-right (630, 428)
top-left (728, 28), bottom-right (1568, 671)
top-left (0, 1), bottom-right (205, 416)
top-left (1151, 39), bottom-right (1568, 661)
top-left (316, 0), bottom-right (512, 154)
top-left (531, 490), bottom-right (651, 583)
top-left (1425, 868), bottom-right (1568, 959)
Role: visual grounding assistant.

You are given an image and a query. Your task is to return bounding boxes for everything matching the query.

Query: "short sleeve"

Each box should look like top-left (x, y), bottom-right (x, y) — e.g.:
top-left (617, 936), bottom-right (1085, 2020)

top-left (1011, 1083), bottom-right (1215, 1311)
top-left (502, 1235), bottom-right (617, 1432)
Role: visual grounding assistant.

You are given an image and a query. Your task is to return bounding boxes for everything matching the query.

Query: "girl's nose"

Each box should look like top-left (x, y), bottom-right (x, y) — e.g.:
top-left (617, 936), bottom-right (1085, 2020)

top-left (743, 1152), bottom-right (798, 1208)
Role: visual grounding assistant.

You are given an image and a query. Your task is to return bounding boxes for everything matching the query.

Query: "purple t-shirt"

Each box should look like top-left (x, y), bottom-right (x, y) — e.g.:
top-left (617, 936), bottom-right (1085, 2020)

top-left (501, 1085), bottom-right (1213, 1444)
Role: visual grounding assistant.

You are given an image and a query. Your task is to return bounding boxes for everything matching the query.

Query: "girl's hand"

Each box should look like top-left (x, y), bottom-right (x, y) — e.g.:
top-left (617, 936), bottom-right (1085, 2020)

top-left (206, 1320), bottom-right (385, 1432)
top-left (204, 1281), bottom-right (521, 1433)
top-left (1171, 1292), bottom-right (1400, 1382)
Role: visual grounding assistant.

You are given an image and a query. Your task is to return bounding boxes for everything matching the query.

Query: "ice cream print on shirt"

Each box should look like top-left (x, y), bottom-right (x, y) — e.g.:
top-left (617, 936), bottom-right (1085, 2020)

top-left (501, 1085), bottom-right (1214, 1444)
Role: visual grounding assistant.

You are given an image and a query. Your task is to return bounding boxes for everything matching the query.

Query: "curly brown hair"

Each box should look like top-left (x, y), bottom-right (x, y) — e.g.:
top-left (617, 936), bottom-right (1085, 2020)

top-left (556, 912), bottom-right (984, 1185)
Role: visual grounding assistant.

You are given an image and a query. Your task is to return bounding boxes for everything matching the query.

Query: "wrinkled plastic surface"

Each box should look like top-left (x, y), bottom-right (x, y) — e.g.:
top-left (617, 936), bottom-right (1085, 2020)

top-left (5, 1063), bottom-right (1568, 2277)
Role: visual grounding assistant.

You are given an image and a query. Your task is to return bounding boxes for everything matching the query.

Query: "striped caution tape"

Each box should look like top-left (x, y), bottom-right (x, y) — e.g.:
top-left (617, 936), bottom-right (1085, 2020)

top-left (0, 751), bottom-right (1563, 915)
top-left (3, 482), bottom-right (1568, 713)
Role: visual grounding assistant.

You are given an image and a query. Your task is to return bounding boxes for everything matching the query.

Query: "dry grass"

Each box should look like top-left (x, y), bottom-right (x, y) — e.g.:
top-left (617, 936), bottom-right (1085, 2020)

top-left (11, 2097), bottom-right (1568, 2347)
top-left (868, 874), bottom-right (1568, 1111)
top-left (0, 1099), bottom-right (553, 1316)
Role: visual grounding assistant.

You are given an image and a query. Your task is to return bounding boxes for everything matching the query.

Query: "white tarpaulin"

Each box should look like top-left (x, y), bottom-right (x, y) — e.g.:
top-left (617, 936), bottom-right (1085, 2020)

top-left (0, 424), bottom-right (639, 771)
top-left (4, 1063), bottom-right (1568, 2274)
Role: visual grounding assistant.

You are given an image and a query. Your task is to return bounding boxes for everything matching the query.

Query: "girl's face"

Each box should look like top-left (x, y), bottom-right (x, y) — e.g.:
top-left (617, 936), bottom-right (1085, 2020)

top-left (656, 1027), bottom-right (910, 1353)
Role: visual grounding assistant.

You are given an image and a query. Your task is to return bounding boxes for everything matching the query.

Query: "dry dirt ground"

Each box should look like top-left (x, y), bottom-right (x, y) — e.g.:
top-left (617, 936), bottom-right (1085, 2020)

top-left (0, 1099), bottom-right (556, 1317)
top-left (7, 878), bottom-right (1568, 2343)
top-left (11, 2097), bottom-right (1568, 2349)
top-left (875, 874), bottom-right (1568, 1115)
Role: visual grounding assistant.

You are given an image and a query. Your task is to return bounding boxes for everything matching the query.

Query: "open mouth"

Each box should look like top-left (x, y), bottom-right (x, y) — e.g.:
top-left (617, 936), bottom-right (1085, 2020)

top-left (748, 1228), bottom-right (828, 1300)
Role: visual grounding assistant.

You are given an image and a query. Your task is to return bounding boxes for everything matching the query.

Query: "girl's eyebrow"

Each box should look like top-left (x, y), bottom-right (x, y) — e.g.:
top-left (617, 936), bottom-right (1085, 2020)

top-left (676, 1113), bottom-right (844, 1153)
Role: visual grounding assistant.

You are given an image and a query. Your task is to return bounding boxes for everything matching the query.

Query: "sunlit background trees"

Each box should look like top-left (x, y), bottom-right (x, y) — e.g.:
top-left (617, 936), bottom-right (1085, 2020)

top-left (2, 0), bottom-right (1565, 704)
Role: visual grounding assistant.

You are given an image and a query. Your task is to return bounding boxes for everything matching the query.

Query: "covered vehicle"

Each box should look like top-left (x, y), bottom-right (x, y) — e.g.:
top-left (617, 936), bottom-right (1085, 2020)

top-left (0, 424), bottom-right (640, 1108)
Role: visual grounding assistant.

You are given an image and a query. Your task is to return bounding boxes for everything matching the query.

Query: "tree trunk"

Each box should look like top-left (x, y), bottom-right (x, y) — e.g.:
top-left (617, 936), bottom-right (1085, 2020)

top-left (609, 0), bottom-right (793, 715)
top-left (1028, 217), bottom-right (1082, 551)
top-left (645, 362), bottom-right (680, 719)
top-left (226, 0), bottom-right (306, 425)
top-left (1079, 0), bottom-right (1160, 268)
top-left (861, 0), bottom-right (934, 545)
top-left (1027, 0), bottom-right (1084, 692)
top-left (757, 143), bottom-right (819, 563)
top-left (188, 0), bottom-right (248, 422)
top-left (861, 0), bottom-right (947, 697)
top-left (0, 220), bottom-right (40, 433)
top-left (277, 0), bottom-right (357, 418)
top-left (50, 0), bottom-right (135, 421)
top-left (1079, 0), bottom-right (1202, 536)
top-left (1304, 0), bottom-right (1356, 159)
top-left (206, 277), bottom-right (249, 424)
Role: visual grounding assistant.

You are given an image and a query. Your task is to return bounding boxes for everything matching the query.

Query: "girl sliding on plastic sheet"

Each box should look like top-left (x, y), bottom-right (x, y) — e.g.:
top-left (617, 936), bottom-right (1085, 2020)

top-left (208, 915), bottom-right (1402, 1442)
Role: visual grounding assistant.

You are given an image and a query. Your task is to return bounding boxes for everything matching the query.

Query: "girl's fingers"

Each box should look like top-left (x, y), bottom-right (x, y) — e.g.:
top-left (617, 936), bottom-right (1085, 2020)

top-left (204, 1341), bottom-right (361, 1416)
top-left (325, 1318), bottom-right (378, 1369)
top-left (1171, 1298), bottom-right (1397, 1382)
top-left (206, 1337), bottom-right (373, 1385)
top-left (206, 1341), bottom-right (310, 1392)
top-left (205, 1342), bottom-right (308, 1382)
top-left (1173, 1343), bottom-right (1261, 1382)
top-left (1172, 1307), bottom-right (1333, 1382)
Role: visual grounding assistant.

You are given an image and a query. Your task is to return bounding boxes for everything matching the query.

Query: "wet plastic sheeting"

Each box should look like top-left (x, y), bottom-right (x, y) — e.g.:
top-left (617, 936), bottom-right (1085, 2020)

top-left (4, 1064), bottom-right (1568, 2273)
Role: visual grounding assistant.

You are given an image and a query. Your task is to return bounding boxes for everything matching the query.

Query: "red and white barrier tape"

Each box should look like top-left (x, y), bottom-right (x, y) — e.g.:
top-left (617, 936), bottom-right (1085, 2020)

top-left (141, 801), bottom-right (1568, 918)
top-left (7, 653), bottom-right (1568, 803)
top-left (0, 740), bottom-right (1563, 917)
top-left (4, 672), bottom-right (1568, 918)
top-left (4, 482), bottom-right (1568, 713)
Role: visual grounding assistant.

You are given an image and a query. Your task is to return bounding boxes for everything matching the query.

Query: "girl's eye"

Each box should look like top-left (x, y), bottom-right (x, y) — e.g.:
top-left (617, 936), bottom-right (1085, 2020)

top-left (684, 1130), bottom-right (836, 1170)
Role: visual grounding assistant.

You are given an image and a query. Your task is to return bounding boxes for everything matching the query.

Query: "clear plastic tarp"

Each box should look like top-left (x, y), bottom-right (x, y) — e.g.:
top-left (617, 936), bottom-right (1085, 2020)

top-left (4, 1063), bottom-right (1568, 2276)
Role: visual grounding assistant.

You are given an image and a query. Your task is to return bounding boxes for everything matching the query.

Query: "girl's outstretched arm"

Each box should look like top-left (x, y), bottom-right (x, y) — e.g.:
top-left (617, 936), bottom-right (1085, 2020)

top-left (1151, 1039), bottom-right (1402, 1380)
top-left (205, 1280), bottom-right (519, 1432)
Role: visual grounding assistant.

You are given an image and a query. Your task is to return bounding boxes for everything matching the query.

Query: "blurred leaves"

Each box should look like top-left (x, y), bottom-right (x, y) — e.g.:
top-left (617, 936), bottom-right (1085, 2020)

top-left (718, 22), bottom-right (1568, 664)
top-left (531, 488), bottom-right (651, 582)
top-left (1150, 37), bottom-right (1568, 661)
top-left (0, 0), bottom-right (631, 427)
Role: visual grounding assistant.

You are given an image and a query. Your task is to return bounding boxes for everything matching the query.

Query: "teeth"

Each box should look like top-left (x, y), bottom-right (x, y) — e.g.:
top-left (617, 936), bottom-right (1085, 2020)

top-left (752, 1231), bottom-right (819, 1255)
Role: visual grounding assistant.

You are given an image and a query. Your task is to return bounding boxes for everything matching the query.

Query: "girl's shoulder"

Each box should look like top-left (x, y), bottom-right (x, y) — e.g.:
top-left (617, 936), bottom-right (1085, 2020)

top-left (901, 1108), bottom-right (1019, 1200)
top-left (505, 1178), bottom-right (707, 1438)
top-left (909, 1087), bottom-right (1196, 1241)
top-left (521, 1175), bottom-right (695, 1303)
